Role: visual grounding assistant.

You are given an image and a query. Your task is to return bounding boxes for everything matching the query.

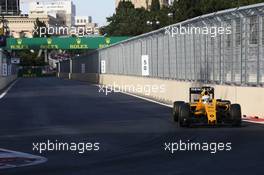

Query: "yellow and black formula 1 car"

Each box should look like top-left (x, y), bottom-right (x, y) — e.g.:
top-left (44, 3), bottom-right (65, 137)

top-left (172, 87), bottom-right (241, 127)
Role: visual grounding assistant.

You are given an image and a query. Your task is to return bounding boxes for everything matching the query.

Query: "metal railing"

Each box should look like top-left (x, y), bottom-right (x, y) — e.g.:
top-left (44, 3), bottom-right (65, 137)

top-left (59, 3), bottom-right (264, 87)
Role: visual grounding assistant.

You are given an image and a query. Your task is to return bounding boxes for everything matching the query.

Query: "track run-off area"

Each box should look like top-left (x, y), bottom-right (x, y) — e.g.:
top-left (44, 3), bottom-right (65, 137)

top-left (0, 78), bottom-right (263, 175)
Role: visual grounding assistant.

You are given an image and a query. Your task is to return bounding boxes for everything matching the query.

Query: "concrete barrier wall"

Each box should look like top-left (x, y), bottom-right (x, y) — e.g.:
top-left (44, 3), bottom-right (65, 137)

top-left (0, 75), bottom-right (17, 90)
top-left (99, 74), bottom-right (264, 117)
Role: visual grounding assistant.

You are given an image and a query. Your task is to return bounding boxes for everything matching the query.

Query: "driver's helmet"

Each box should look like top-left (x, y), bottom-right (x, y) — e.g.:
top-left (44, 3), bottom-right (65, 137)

top-left (202, 91), bottom-right (210, 104)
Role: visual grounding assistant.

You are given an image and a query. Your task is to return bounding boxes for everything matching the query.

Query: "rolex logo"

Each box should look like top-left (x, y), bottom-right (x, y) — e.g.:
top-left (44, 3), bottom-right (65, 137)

top-left (105, 37), bottom-right (111, 44)
top-left (47, 38), bottom-right (52, 45)
top-left (17, 39), bottom-right (22, 45)
top-left (76, 38), bottom-right (81, 44)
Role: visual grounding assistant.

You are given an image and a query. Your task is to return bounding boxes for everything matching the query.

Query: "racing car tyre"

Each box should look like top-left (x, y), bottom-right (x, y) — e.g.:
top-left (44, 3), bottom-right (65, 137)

top-left (222, 100), bottom-right (231, 104)
top-left (172, 101), bottom-right (185, 122)
top-left (230, 104), bottom-right (242, 126)
top-left (217, 99), bottom-right (231, 104)
top-left (179, 103), bottom-right (191, 127)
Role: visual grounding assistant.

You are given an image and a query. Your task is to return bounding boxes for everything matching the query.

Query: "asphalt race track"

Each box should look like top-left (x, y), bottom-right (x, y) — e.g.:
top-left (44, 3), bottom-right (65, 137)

top-left (0, 78), bottom-right (263, 175)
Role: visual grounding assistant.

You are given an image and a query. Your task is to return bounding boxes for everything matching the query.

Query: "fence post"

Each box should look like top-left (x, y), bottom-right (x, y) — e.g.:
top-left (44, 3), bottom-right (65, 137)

top-left (69, 59), bottom-right (73, 80)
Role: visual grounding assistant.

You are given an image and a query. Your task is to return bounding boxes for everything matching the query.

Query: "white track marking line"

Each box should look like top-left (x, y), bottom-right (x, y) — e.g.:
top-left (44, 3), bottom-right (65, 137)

top-left (94, 84), bottom-right (172, 107)
top-left (120, 91), bottom-right (173, 108)
top-left (243, 120), bottom-right (264, 124)
top-left (0, 80), bottom-right (18, 99)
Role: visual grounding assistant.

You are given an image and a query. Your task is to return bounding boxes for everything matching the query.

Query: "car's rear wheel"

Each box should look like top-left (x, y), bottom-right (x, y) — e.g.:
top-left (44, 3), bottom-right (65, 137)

top-left (179, 103), bottom-right (191, 127)
top-left (229, 104), bottom-right (242, 126)
top-left (172, 101), bottom-right (184, 122)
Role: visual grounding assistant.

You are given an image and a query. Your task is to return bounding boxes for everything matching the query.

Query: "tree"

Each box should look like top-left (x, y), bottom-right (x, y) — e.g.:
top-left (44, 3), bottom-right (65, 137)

top-left (100, 1), bottom-right (151, 36)
top-left (199, 0), bottom-right (234, 14)
top-left (101, 0), bottom-right (264, 36)
top-left (171, 0), bottom-right (201, 23)
top-left (33, 18), bottom-right (49, 38)
top-left (150, 0), bottom-right (160, 12)
top-left (16, 18), bottom-right (49, 67)
top-left (236, 0), bottom-right (264, 6)
top-left (16, 50), bottom-right (46, 67)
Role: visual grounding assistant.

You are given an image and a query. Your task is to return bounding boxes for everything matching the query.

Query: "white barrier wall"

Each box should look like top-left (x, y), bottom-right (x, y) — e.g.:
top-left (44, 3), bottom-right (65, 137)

top-left (0, 49), bottom-right (17, 90)
top-left (0, 75), bottom-right (17, 90)
top-left (99, 74), bottom-right (264, 117)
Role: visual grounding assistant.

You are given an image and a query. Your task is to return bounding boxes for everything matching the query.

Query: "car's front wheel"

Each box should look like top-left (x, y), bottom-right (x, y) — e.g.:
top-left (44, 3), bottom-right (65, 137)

top-left (179, 103), bottom-right (191, 127)
top-left (172, 101), bottom-right (185, 122)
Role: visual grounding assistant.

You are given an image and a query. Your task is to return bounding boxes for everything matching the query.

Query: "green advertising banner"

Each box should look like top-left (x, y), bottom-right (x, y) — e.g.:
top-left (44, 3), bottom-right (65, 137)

top-left (6, 36), bottom-right (130, 50)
